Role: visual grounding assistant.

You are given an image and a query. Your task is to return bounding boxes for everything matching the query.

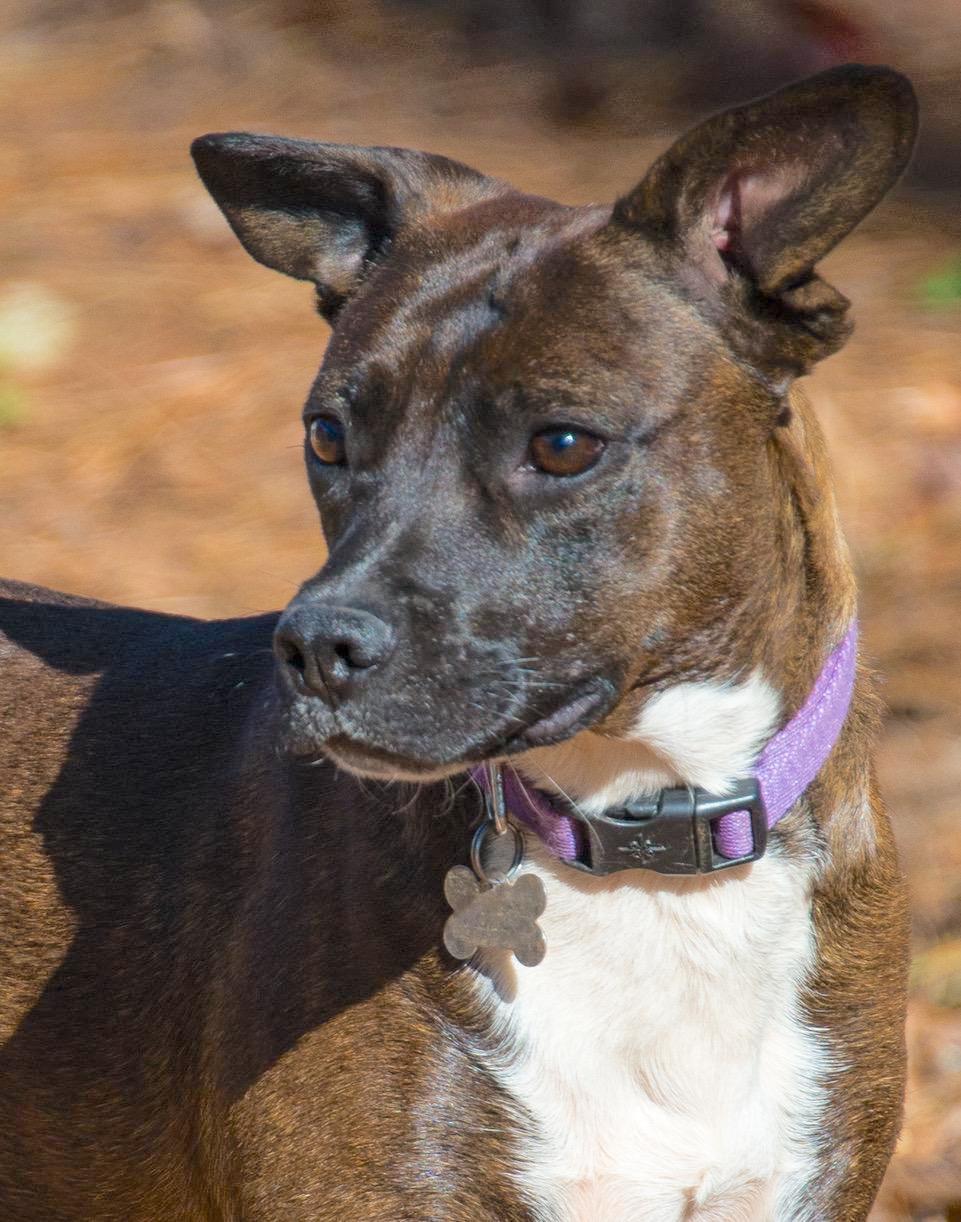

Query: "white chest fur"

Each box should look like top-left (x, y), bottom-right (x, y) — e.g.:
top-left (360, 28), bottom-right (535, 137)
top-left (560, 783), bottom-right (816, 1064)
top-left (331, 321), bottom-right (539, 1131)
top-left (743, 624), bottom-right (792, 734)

top-left (471, 674), bottom-right (827, 1220)
top-left (475, 850), bottom-right (822, 1221)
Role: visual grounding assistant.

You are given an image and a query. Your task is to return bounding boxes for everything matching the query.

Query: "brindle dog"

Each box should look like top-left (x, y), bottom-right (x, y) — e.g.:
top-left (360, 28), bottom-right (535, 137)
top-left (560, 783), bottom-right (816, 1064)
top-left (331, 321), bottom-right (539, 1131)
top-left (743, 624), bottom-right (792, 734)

top-left (0, 64), bottom-right (916, 1220)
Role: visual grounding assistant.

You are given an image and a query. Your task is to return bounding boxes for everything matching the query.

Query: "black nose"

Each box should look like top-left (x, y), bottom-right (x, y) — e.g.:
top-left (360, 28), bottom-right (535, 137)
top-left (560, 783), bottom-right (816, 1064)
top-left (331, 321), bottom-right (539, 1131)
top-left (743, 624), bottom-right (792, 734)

top-left (274, 604), bottom-right (396, 702)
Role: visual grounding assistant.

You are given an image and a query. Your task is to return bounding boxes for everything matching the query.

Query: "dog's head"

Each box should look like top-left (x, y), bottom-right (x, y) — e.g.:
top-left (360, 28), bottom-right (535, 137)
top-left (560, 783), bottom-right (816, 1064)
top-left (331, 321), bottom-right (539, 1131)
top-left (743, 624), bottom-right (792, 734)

top-left (193, 65), bottom-right (915, 783)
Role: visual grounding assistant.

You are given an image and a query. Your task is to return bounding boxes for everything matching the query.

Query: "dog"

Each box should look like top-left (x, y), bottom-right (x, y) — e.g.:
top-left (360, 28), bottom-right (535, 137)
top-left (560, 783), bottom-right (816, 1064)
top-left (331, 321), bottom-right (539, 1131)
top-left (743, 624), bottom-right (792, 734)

top-left (0, 63), bottom-right (917, 1220)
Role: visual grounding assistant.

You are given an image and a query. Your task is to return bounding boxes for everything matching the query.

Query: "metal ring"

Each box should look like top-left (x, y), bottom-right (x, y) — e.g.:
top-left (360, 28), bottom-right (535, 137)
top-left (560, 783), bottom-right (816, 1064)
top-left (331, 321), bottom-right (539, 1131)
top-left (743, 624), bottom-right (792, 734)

top-left (470, 819), bottom-right (524, 886)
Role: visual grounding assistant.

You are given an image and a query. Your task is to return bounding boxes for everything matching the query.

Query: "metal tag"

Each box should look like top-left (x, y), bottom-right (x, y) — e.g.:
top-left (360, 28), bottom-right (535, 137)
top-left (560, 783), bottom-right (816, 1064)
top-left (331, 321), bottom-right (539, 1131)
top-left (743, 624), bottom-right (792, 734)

top-left (443, 765), bottom-right (547, 967)
top-left (443, 865), bottom-right (547, 967)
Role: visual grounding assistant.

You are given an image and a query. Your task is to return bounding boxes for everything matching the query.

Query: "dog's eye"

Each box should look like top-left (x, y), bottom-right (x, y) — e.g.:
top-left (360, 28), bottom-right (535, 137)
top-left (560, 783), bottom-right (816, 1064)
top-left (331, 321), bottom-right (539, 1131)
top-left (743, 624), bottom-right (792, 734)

top-left (528, 428), bottom-right (605, 477)
top-left (308, 415), bottom-right (346, 466)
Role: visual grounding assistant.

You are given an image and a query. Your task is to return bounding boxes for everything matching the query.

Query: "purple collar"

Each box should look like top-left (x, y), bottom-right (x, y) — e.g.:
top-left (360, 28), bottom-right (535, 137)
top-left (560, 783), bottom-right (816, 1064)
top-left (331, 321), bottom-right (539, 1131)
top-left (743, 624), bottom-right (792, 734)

top-left (473, 623), bottom-right (858, 876)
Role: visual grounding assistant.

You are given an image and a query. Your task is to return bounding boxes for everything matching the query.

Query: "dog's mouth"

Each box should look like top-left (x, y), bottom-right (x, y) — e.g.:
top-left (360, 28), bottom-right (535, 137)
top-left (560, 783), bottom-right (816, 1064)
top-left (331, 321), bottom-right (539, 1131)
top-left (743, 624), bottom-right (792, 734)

top-left (316, 676), bottom-right (617, 782)
top-left (499, 680), bottom-right (614, 751)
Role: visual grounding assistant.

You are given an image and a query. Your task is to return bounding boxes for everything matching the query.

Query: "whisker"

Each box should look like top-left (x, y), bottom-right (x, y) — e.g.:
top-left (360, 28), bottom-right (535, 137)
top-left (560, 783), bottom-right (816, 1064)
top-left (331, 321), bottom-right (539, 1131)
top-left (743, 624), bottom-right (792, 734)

top-left (392, 782), bottom-right (425, 817)
top-left (520, 764), bottom-right (590, 823)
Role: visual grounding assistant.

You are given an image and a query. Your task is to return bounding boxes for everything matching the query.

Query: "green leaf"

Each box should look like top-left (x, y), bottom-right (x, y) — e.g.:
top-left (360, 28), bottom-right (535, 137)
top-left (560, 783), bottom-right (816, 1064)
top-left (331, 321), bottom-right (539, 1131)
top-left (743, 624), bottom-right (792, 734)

top-left (920, 257), bottom-right (961, 309)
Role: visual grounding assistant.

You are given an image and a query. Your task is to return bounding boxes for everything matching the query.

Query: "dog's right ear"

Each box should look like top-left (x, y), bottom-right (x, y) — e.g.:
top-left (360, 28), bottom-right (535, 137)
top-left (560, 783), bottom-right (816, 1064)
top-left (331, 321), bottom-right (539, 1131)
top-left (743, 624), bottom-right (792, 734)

top-left (191, 134), bottom-right (496, 320)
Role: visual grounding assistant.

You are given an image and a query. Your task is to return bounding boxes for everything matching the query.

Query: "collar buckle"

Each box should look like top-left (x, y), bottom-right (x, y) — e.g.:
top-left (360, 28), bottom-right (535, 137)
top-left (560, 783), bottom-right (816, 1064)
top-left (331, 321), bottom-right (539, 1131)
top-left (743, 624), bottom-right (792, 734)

top-left (572, 778), bottom-right (767, 876)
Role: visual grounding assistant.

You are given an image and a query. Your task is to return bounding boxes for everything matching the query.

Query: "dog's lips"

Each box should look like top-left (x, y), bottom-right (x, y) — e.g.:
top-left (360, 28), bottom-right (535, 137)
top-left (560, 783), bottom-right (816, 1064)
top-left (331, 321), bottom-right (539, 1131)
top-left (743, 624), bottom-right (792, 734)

top-left (322, 736), bottom-right (467, 782)
top-left (288, 677), bottom-right (617, 780)
top-left (499, 679), bottom-right (614, 753)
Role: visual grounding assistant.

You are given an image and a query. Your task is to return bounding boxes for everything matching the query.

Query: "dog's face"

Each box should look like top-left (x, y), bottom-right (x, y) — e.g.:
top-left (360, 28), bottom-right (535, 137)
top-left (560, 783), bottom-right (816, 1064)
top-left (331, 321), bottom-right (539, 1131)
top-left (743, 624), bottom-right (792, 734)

top-left (284, 208), bottom-right (770, 776)
top-left (193, 65), bottom-right (915, 780)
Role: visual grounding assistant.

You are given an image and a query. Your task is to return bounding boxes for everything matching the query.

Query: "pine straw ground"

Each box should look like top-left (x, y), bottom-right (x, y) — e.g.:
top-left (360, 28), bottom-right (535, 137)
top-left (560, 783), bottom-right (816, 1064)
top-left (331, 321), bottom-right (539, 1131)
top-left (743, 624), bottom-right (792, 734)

top-left (1, 3), bottom-right (960, 1215)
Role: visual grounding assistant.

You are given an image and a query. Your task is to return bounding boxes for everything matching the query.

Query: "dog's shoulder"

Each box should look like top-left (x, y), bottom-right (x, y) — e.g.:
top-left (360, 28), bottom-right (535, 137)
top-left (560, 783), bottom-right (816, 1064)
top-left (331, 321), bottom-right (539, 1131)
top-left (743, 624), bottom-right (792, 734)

top-left (0, 577), bottom-right (178, 672)
top-left (0, 577), bottom-right (277, 676)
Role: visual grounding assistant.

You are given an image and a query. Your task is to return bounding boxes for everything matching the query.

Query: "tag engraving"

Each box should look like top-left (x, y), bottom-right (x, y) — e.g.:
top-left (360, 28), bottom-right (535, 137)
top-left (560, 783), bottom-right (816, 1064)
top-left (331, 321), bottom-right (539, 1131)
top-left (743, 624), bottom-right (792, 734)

top-left (443, 867), bottom-right (547, 967)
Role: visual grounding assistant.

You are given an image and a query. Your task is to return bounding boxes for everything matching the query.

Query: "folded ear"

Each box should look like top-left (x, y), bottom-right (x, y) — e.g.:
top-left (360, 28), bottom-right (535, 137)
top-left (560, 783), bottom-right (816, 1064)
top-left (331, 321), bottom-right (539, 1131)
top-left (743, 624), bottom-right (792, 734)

top-left (191, 134), bottom-right (497, 319)
top-left (612, 64), bottom-right (918, 378)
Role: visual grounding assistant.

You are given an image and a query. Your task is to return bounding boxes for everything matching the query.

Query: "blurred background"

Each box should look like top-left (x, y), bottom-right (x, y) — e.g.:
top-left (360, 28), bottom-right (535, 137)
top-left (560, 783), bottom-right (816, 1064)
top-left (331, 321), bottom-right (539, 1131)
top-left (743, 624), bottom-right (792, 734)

top-left (1, 1), bottom-right (959, 1214)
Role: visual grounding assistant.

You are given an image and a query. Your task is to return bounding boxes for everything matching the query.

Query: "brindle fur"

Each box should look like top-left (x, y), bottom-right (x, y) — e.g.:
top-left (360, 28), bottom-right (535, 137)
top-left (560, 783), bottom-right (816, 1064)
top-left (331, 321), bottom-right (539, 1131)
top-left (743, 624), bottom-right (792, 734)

top-left (0, 64), bottom-right (915, 1219)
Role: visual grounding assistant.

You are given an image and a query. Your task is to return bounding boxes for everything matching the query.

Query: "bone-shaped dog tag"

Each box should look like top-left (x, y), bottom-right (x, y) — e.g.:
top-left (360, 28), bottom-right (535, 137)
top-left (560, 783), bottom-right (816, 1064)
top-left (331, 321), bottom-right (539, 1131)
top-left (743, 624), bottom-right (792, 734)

top-left (443, 764), bottom-right (548, 967)
top-left (443, 866), bottom-right (547, 967)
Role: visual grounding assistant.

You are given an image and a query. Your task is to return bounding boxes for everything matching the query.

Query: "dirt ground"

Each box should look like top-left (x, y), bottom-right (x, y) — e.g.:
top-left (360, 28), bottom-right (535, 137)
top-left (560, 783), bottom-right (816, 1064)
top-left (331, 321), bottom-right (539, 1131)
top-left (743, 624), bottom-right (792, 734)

top-left (1, 2), bottom-right (959, 1215)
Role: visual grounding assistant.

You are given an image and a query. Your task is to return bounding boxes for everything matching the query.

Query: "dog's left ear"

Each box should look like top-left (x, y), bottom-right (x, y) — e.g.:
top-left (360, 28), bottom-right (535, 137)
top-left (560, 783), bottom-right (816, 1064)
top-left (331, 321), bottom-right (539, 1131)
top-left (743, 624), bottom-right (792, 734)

top-left (612, 64), bottom-right (918, 379)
